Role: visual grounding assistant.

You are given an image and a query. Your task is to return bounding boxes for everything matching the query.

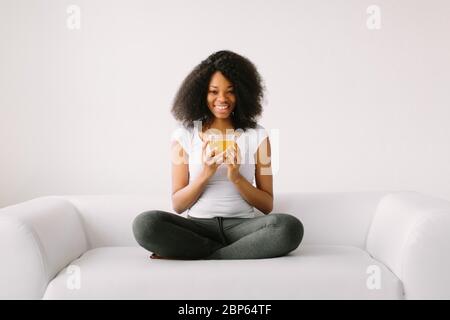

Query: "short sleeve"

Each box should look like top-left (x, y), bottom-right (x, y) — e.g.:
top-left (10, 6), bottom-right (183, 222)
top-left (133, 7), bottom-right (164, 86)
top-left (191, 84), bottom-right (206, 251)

top-left (255, 124), bottom-right (269, 150)
top-left (170, 125), bottom-right (192, 155)
top-left (246, 124), bottom-right (269, 156)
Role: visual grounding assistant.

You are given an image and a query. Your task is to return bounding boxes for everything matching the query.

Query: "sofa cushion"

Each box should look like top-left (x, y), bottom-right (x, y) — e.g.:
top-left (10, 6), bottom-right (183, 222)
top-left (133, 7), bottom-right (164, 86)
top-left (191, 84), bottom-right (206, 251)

top-left (43, 245), bottom-right (403, 299)
top-left (60, 192), bottom-right (388, 249)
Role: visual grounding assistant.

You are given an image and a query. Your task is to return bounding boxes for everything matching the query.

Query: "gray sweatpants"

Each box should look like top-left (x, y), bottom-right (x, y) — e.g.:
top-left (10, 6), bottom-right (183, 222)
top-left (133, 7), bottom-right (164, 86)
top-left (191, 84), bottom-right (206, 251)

top-left (132, 210), bottom-right (304, 260)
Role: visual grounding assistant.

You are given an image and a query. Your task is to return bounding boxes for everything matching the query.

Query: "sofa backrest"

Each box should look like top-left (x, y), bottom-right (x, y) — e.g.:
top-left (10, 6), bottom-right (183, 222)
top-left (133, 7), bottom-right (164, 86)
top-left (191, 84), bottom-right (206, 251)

top-left (272, 191), bottom-right (387, 248)
top-left (58, 191), bottom-right (388, 249)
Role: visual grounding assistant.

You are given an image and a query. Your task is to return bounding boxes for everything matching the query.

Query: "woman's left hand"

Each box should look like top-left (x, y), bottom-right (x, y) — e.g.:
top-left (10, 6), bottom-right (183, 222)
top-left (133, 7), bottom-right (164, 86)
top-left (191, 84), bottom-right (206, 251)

top-left (225, 143), bottom-right (242, 184)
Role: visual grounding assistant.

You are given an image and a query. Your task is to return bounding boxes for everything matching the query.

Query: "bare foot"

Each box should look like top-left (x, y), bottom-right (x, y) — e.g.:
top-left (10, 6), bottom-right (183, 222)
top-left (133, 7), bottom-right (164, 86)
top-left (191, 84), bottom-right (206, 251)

top-left (150, 253), bottom-right (173, 260)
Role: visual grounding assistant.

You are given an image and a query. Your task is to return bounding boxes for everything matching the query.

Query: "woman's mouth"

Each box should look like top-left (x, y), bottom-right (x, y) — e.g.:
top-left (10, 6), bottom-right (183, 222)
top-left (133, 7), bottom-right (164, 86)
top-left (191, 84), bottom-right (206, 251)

top-left (214, 104), bottom-right (230, 112)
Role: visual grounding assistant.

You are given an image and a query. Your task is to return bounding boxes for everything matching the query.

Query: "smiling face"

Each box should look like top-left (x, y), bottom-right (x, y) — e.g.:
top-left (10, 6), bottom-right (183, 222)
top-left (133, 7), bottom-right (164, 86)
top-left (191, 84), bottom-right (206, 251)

top-left (206, 71), bottom-right (236, 120)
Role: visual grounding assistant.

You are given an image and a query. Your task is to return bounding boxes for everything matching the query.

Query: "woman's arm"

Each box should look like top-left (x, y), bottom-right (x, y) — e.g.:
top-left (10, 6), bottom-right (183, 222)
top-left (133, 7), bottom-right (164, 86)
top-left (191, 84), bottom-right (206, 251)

top-left (171, 140), bottom-right (224, 214)
top-left (231, 137), bottom-right (274, 214)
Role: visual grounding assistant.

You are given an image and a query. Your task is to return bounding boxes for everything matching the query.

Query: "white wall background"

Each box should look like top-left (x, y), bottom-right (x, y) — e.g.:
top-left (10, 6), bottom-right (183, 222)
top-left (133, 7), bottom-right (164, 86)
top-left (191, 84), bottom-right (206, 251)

top-left (1, 0), bottom-right (449, 208)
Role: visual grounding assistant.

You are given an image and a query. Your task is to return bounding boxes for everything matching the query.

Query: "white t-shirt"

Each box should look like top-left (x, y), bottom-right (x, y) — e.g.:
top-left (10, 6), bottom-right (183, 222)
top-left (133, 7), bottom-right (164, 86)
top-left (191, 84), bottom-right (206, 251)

top-left (170, 123), bottom-right (269, 218)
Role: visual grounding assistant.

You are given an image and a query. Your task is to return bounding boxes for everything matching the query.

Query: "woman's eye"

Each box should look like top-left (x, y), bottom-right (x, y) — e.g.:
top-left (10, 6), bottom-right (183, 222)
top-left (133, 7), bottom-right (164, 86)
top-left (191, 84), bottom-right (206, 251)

top-left (209, 90), bottom-right (234, 95)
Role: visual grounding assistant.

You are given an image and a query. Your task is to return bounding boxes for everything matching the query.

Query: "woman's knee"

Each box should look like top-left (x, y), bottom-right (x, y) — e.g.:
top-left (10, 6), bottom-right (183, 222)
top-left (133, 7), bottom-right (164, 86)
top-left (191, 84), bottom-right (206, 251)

top-left (132, 210), bottom-right (166, 242)
top-left (271, 213), bottom-right (304, 251)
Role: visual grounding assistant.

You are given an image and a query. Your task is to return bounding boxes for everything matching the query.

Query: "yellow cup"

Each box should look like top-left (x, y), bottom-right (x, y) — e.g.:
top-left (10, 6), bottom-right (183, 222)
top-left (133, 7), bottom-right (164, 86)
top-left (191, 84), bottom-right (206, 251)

top-left (210, 139), bottom-right (235, 153)
top-left (207, 132), bottom-right (236, 155)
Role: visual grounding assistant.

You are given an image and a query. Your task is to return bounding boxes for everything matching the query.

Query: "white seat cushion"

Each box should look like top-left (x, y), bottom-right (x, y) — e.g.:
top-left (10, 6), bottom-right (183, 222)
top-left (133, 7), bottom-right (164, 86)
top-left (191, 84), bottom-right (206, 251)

top-left (43, 245), bottom-right (403, 300)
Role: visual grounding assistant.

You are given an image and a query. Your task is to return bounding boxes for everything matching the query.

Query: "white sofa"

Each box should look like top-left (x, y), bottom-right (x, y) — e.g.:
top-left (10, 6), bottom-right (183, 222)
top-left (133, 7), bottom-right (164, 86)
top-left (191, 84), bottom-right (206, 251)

top-left (1, 191), bottom-right (449, 300)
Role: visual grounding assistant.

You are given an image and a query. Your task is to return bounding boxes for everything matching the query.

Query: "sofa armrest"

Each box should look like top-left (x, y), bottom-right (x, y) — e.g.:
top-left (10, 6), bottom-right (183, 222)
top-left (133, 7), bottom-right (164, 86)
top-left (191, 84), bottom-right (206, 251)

top-left (366, 191), bottom-right (450, 299)
top-left (0, 196), bottom-right (88, 299)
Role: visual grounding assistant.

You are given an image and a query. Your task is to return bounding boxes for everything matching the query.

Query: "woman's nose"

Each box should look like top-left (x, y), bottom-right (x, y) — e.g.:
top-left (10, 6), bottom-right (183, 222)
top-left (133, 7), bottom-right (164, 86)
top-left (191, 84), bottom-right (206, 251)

top-left (217, 92), bottom-right (227, 101)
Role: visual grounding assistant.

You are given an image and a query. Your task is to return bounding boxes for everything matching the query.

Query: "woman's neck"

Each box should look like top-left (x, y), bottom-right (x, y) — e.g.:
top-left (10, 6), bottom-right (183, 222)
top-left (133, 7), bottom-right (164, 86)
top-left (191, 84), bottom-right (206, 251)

top-left (204, 118), bottom-right (234, 133)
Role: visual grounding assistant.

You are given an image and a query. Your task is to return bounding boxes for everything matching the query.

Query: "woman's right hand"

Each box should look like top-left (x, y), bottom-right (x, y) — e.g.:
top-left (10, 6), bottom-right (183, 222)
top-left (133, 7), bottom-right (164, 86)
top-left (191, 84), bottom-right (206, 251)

top-left (201, 139), bottom-right (226, 179)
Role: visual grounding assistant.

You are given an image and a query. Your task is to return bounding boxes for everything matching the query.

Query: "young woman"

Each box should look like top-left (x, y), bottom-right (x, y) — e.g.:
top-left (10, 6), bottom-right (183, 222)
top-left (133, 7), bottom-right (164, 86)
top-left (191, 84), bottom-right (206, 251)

top-left (132, 50), bottom-right (304, 260)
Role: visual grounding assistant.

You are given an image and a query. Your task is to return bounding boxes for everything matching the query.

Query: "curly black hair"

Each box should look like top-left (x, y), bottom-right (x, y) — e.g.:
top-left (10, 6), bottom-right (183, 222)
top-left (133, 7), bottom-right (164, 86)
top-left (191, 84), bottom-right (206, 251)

top-left (171, 50), bottom-right (265, 131)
